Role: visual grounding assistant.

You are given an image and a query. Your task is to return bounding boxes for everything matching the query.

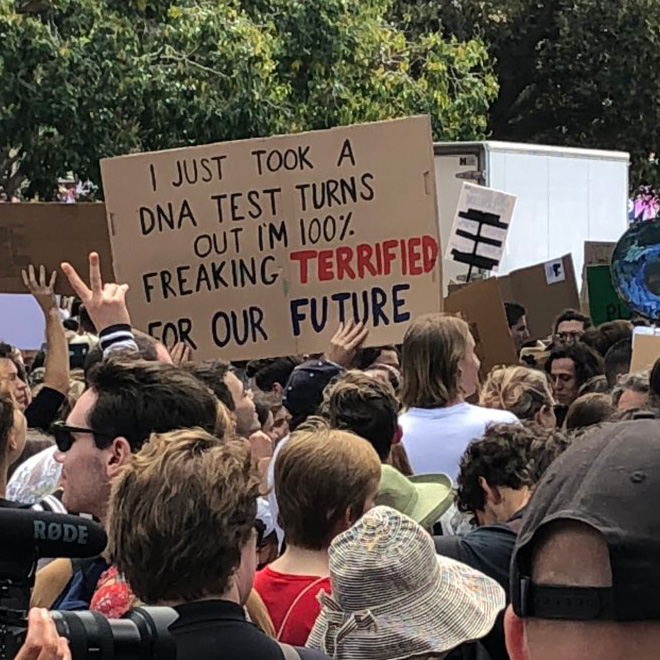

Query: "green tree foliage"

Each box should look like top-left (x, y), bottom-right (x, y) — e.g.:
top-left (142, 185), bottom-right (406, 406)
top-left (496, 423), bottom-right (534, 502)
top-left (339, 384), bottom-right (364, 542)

top-left (0, 0), bottom-right (497, 199)
top-left (392, 0), bottom-right (660, 190)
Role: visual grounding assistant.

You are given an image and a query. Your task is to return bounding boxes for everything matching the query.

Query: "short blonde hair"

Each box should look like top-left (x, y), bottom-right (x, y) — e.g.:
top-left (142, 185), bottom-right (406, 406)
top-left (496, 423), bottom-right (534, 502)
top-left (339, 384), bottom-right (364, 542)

top-left (276, 425), bottom-right (381, 551)
top-left (401, 314), bottom-right (471, 409)
top-left (480, 366), bottom-right (553, 421)
top-left (107, 428), bottom-right (260, 604)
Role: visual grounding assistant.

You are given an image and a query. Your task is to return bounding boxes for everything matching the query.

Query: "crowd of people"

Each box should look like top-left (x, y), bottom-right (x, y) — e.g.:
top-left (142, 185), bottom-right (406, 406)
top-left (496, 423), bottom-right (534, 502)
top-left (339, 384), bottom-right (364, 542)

top-left (3, 252), bottom-right (660, 660)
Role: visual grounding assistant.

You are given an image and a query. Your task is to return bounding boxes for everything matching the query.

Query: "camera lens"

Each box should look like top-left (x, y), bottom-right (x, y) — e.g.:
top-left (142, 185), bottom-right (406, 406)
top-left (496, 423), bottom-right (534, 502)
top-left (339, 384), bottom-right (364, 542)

top-left (52, 606), bottom-right (178, 660)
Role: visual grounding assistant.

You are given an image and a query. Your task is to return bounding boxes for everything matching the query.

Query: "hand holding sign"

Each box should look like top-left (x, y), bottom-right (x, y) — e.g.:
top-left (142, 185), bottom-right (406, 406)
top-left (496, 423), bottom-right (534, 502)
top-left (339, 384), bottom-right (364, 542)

top-left (22, 265), bottom-right (57, 314)
top-left (327, 320), bottom-right (369, 368)
top-left (61, 252), bottom-right (131, 333)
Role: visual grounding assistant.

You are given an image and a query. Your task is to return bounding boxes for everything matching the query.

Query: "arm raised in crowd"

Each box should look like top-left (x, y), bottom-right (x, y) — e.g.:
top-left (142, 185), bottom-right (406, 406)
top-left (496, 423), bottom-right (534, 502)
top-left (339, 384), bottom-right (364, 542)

top-left (61, 252), bottom-right (137, 355)
top-left (22, 266), bottom-right (69, 396)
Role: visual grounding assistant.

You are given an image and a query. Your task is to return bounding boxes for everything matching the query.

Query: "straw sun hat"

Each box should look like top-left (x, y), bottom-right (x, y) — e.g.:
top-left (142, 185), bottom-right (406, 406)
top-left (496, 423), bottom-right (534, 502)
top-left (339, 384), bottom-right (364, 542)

top-left (307, 506), bottom-right (505, 660)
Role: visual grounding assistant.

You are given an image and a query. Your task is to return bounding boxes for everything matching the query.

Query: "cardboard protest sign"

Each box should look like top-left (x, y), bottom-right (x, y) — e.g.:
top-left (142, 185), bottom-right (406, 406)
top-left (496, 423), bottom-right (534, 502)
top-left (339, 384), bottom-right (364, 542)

top-left (445, 183), bottom-right (516, 272)
top-left (586, 265), bottom-right (632, 325)
top-left (101, 117), bottom-right (442, 360)
top-left (584, 241), bottom-right (616, 267)
top-left (499, 254), bottom-right (580, 341)
top-left (580, 241), bottom-right (617, 312)
top-left (631, 328), bottom-right (660, 373)
top-left (0, 203), bottom-right (113, 295)
top-left (444, 277), bottom-right (517, 374)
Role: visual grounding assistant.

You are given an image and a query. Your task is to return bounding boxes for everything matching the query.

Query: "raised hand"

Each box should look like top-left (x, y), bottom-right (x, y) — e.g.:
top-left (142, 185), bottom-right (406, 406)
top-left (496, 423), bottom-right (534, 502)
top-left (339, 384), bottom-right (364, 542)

top-left (22, 265), bottom-right (57, 313)
top-left (61, 252), bottom-right (130, 333)
top-left (326, 320), bottom-right (369, 368)
top-left (170, 341), bottom-right (193, 366)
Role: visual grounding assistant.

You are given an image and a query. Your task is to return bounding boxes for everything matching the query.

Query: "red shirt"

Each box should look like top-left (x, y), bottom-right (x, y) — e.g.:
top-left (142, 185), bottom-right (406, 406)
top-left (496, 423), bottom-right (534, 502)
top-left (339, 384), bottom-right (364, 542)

top-left (253, 565), bottom-right (331, 646)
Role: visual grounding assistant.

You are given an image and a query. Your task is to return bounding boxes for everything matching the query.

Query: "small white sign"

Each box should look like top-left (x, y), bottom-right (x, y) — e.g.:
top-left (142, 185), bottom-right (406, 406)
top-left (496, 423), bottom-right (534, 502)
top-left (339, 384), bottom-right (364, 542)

top-left (544, 258), bottom-right (566, 284)
top-left (445, 183), bottom-right (517, 271)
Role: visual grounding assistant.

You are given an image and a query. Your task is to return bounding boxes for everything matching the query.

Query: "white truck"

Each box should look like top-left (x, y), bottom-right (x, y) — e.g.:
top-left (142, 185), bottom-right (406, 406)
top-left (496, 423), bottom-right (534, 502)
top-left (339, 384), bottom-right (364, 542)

top-left (433, 141), bottom-right (630, 293)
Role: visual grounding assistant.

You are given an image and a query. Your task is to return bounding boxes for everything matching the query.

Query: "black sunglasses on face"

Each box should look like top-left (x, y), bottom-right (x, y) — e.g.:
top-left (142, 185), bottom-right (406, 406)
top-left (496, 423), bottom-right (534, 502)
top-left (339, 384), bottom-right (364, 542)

top-left (51, 421), bottom-right (108, 452)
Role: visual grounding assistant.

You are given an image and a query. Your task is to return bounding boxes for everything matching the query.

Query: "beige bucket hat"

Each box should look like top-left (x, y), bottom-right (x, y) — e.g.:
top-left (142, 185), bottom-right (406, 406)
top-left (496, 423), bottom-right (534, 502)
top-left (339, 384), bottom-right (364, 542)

top-left (307, 506), bottom-right (505, 660)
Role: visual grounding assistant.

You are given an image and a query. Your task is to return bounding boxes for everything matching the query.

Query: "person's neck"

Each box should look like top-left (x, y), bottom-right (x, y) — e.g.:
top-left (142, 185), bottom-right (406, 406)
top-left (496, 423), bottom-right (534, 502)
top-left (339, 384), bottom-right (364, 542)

top-left (159, 586), bottom-right (241, 608)
top-left (494, 487), bottom-right (531, 524)
top-left (444, 396), bottom-right (464, 408)
top-left (270, 544), bottom-right (330, 577)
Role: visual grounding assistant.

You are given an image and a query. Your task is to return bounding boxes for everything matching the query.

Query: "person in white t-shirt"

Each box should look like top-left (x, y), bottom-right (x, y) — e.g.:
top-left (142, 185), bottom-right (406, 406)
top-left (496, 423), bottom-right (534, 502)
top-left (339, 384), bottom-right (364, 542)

top-left (399, 314), bottom-right (518, 481)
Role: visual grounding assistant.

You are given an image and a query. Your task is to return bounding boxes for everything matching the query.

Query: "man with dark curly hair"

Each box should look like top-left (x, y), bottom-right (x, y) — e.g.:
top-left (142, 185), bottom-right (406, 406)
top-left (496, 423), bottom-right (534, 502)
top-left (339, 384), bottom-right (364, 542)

top-left (435, 423), bottom-right (571, 660)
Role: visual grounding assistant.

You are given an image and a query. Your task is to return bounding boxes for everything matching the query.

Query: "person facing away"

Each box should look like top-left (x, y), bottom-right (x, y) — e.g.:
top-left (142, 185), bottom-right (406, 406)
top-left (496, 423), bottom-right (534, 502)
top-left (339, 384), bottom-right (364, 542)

top-left (565, 393), bottom-right (614, 431)
top-left (612, 370), bottom-right (650, 411)
top-left (435, 423), bottom-right (571, 660)
top-left (480, 366), bottom-right (556, 428)
top-left (254, 426), bottom-right (381, 646)
top-left (399, 314), bottom-right (518, 481)
top-left (317, 371), bottom-right (452, 530)
top-left (106, 428), bottom-right (329, 660)
top-left (307, 506), bottom-right (505, 660)
top-left (505, 419), bottom-right (660, 660)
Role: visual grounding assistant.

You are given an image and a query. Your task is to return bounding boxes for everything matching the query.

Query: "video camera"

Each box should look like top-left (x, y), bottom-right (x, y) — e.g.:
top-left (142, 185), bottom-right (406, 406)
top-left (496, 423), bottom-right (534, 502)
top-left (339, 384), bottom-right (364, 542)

top-left (0, 508), bottom-right (177, 659)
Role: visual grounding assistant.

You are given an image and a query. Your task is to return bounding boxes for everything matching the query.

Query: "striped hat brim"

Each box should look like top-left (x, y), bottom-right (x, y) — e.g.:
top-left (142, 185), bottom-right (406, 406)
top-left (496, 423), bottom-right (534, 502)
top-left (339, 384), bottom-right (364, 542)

top-left (307, 553), bottom-right (505, 660)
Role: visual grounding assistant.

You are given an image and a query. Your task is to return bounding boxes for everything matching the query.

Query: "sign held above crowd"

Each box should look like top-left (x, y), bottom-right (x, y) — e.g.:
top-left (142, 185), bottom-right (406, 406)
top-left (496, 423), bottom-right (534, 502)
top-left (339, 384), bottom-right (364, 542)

top-left (445, 183), bottom-right (516, 274)
top-left (0, 203), bottom-right (113, 296)
top-left (101, 116), bottom-right (442, 360)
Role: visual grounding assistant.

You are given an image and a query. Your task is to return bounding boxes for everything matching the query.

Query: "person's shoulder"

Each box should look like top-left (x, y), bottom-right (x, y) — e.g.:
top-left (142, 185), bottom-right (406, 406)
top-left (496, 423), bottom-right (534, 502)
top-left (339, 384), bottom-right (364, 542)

top-left (467, 404), bottom-right (518, 424)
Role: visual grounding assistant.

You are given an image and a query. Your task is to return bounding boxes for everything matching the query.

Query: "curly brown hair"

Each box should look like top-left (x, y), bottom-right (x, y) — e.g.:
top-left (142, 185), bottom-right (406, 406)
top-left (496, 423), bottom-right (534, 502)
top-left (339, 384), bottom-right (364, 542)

top-left (318, 370), bottom-right (399, 461)
top-left (457, 423), bottom-right (571, 515)
top-left (457, 424), bottom-right (535, 515)
top-left (480, 366), bottom-right (554, 421)
top-left (107, 429), bottom-right (260, 604)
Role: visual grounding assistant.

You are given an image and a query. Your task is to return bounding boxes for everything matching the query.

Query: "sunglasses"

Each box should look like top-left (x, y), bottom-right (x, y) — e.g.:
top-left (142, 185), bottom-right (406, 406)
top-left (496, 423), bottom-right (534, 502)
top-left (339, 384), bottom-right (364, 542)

top-left (51, 421), bottom-right (109, 452)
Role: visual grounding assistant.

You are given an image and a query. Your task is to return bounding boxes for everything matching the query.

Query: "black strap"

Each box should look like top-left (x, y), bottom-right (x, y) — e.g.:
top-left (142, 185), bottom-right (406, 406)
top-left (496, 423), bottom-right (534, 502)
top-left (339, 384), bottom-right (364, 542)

top-left (516, 577), bottom-right (617, 620)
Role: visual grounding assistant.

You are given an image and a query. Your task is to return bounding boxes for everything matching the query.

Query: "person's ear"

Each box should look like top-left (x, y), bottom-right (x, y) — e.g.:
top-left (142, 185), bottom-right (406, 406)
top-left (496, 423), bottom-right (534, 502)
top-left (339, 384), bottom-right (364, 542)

top-left (7, 427), bottom-right (18, 454)
top-left (479, 476), bottom-right (502, 505)
top-left (333, 507), bottom-right (357, 538)
top-left (106, 437), bottom-right (132, 477)
top-left (504, 605), bottom-right (529, 660)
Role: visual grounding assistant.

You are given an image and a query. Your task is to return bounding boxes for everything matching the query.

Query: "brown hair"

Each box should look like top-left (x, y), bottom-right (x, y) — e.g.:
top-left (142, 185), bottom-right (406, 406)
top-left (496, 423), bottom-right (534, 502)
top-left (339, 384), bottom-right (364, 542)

top-left (565, 393), bottom-right (614, 431)
top-left (275, 424), bottom-right (381, 550)
top-left (318, 370), bottom-right (399, 462)
top-left (401, 314), bottom-right (471, 409)
top-left (480, 366), bottom-right (553, 421)
top-left (107, 429), bottom-right (260, 604)
top-left (457, 423), bottom-right (535, 514)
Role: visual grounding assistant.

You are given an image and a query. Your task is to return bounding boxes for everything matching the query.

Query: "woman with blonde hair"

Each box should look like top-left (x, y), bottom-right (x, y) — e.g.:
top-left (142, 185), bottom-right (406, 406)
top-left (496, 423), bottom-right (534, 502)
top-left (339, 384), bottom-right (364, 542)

top-left (399, 314), bottom-right (517, 480)
top-left (480, 365), bottom-right (556, 428)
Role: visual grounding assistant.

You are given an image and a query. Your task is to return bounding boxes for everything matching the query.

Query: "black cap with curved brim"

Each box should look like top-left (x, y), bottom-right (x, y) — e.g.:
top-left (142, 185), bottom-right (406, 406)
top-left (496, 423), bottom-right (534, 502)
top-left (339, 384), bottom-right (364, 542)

top-left (511, 419), bottom-right (660, 621)
top-left (282, 359), bottom-right (344, 429)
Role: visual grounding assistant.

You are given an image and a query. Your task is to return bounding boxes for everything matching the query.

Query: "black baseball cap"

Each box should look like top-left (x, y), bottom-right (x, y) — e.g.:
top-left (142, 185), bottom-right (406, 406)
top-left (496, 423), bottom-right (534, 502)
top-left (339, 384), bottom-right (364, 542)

top-left (282, 359), bottom-right (344, 430)
top-left (511, 419), bottom-right (660, 622)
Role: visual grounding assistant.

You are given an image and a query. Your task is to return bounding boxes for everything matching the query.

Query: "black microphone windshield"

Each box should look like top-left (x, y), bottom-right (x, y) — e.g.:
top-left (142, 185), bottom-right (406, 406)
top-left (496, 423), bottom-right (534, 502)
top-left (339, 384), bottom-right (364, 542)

top-left (0, 508), bottom-right (107, 559)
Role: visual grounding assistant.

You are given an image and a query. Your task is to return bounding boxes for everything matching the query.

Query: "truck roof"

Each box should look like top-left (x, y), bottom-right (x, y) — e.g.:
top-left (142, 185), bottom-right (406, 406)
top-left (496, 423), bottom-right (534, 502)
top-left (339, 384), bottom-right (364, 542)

top-left (433, 140), bottom-right (629, 162)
